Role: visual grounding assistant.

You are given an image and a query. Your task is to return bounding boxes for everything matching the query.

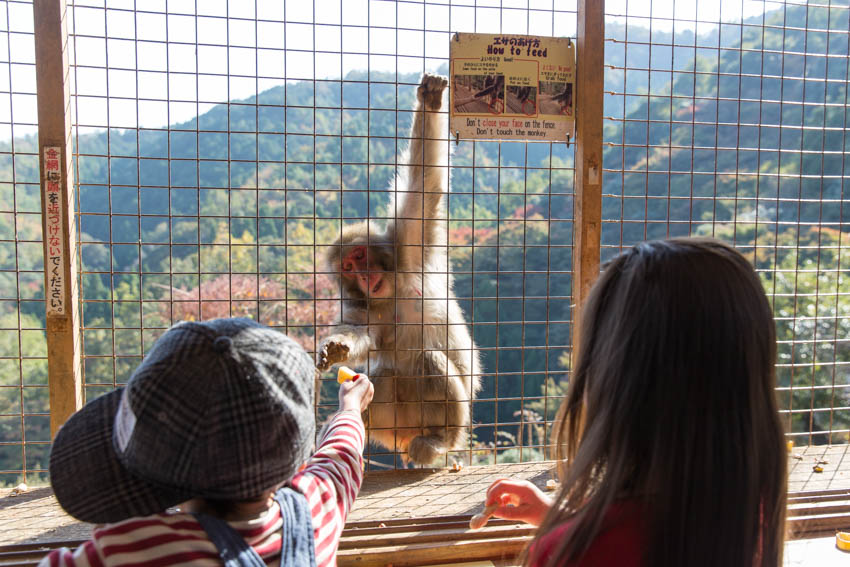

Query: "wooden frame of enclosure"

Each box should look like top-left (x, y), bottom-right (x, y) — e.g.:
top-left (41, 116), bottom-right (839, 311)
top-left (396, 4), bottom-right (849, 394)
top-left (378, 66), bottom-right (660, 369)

top-left (34, 0), bottom-right (82, 436)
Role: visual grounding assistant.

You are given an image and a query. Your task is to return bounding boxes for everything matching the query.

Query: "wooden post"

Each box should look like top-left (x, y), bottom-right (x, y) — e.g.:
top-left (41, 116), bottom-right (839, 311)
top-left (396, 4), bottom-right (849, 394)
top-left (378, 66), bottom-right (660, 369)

top-left (571, 0), bottom-right (605, 358)
top-left (33, 0), bottom-right (82, 436)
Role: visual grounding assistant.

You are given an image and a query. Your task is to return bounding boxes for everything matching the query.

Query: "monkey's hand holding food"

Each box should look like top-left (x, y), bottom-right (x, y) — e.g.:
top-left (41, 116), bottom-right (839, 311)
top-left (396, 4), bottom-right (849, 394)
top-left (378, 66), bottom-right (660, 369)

top-left (483, 479), bottom-right (554, 527)
top-left (316, 335), bottom-right (352, 371)
top-left (339, 372), bottom-right (374, 414)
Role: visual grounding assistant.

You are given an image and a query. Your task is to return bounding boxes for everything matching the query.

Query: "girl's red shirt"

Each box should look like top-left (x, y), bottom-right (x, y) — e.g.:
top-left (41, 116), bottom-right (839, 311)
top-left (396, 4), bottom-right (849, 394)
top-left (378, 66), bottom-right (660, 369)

top-left (529, 501), bottom-right (646, 567)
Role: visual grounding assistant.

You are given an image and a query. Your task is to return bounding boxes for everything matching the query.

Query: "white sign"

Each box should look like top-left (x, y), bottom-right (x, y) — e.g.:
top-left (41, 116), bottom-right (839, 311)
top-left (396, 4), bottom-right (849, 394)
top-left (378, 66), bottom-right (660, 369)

top-left (43, 146), bottom-right (65, 316)
top-left (450, 33), bottom-right (575, 142)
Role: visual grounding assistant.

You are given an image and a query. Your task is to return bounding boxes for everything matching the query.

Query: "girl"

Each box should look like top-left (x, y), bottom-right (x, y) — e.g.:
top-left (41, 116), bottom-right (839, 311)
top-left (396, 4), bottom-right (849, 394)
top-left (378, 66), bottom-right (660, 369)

top-left (485, 238), bottom-right (787, 567)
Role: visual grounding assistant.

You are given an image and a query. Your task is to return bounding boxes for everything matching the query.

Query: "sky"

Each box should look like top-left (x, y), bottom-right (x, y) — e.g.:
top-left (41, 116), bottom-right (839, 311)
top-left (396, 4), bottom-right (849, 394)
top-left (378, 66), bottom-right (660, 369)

top-left (1, 0), bottom-right (774, 140)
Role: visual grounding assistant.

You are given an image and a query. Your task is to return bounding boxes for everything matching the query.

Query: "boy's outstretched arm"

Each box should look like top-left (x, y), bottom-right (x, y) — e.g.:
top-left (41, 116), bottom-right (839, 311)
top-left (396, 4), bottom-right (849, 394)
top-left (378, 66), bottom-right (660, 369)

top-left (290, 374), bottom-right (374, 567)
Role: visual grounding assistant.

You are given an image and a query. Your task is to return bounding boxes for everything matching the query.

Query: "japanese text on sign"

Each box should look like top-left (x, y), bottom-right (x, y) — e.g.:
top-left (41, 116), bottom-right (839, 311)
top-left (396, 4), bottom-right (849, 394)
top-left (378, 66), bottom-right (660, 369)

top-left (44, 146), bottom-right (65, 316)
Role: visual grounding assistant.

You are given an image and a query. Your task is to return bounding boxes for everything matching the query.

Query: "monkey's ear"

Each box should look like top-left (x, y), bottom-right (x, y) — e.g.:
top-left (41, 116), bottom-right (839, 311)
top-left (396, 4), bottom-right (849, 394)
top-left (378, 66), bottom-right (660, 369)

top-left (320, 244), bottom-right (343, 274)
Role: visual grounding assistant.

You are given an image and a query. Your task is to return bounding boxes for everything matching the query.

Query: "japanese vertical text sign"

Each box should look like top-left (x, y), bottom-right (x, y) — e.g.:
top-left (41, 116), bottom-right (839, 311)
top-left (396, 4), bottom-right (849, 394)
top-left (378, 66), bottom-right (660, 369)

top-left (450, 33), bottom-right (575, 142)
top-left (43, 146), bottom-right (65, 316)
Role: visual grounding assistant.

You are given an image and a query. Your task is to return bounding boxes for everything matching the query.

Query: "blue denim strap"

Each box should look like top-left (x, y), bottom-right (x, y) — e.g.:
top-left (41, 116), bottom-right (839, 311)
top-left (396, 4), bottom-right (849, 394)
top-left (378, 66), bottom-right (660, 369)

top-left (274, 486), bottom-right (317, 567)
top-left (193, 512), bottom-right (267, 567)
top-left (192, 487), bottom-right (316, 567)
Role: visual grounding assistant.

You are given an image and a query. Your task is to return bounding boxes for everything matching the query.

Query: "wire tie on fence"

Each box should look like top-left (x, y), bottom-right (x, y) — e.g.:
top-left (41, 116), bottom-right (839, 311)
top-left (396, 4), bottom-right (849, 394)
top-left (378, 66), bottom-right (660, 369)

top-left (455, 131), bottom-right (460, 145)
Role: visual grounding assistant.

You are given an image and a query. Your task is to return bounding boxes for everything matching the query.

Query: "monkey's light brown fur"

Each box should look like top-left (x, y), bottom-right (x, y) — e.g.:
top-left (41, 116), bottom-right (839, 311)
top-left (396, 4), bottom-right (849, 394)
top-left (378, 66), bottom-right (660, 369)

top-left (317, 74), bottom-right (482, 466)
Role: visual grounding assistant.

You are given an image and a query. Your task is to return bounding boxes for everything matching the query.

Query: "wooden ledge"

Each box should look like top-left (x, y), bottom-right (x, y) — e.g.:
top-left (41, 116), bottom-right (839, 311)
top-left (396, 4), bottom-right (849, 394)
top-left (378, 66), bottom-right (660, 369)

top-left (348, 462), bottom-right (554, 523)
top-left (2, 449), bottom-right (850, 565)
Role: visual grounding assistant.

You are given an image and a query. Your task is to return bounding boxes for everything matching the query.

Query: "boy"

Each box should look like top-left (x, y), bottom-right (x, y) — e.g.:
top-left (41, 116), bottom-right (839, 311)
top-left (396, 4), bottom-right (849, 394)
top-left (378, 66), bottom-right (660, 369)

top-left (41, 317), bottom-right (373, 567)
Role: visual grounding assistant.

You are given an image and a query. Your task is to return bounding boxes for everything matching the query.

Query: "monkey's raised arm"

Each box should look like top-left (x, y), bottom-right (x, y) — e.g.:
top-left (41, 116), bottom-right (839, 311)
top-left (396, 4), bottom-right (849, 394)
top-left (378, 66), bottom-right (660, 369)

top-left (392, 74), bottom-right (449, 273)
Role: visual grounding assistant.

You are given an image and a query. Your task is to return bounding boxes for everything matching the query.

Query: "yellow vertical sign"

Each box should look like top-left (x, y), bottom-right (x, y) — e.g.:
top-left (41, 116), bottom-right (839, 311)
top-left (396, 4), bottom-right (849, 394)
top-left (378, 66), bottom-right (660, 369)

top-left (450, 33), bottom-right (575, 142)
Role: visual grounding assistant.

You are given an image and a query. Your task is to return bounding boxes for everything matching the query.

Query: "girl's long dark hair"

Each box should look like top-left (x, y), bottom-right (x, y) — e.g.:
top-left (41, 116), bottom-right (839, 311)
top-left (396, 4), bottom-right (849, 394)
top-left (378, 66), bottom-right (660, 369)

top-left (531, 238), bottom-right (786, 567)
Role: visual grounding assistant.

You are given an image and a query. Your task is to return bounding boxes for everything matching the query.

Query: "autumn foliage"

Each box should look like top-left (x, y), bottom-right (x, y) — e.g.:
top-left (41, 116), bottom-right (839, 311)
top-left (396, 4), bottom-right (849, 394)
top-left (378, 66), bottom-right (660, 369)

top-left (159, 272), bottom-right (339, 351)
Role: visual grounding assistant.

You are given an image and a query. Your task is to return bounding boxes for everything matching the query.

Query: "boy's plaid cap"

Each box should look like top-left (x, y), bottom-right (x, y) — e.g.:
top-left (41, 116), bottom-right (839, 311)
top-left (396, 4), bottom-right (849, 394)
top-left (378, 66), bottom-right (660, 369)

top-left (49, 318), bottom-right (316, 524)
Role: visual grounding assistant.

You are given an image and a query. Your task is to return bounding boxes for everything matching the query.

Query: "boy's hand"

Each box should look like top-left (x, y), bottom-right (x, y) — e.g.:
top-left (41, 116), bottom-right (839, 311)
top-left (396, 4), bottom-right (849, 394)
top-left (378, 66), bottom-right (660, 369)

top-left (484, 479), bottom-right (553, 527)
top-left (338, 373), bottom-right (374, 413)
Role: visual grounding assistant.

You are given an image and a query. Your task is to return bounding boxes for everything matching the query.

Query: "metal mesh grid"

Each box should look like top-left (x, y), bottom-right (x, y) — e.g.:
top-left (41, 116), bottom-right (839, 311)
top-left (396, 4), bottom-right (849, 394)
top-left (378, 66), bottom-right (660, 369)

top-left (602, 0), bottom-right (850, 444)
top-left (0, 0), bottom-right (50, 487)
top-left (66, 0), bottom-right (577, 471)
top-left (5, 0), bottom-right (848, 483)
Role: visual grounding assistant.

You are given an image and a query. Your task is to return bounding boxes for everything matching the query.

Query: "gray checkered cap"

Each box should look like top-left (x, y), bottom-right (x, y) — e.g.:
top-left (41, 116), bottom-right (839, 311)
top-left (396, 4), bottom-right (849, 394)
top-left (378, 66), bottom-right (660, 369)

top-left (49, 318), bottom-right (316, 524)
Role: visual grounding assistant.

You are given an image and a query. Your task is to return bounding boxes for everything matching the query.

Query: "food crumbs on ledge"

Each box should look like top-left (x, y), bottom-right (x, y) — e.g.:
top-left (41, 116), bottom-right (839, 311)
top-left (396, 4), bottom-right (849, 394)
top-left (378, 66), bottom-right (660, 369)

top-left (813, 465), bottom-right (824, 473)
top-left (545, 479), bottom-right (559, 491)
top-left (451, 462), bottom-right (463, 472)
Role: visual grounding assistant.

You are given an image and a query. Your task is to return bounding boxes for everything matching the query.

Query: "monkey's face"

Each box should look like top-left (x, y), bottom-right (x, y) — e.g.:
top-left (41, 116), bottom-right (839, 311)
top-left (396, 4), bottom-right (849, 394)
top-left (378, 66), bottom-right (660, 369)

top-left (341, 245), bottom-right (392, 299)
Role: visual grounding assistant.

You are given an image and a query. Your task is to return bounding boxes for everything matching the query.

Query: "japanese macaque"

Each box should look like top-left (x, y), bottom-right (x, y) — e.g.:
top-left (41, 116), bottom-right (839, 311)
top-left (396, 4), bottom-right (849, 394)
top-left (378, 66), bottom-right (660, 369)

top-left (317, 74), bottom-right (481, 466)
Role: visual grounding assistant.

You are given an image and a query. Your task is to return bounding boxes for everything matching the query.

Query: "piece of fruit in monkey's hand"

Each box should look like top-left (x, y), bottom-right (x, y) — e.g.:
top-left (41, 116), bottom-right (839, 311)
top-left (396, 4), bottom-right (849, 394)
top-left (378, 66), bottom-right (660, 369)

top-left (469, 504), bottom-right (497, 530)
top-left (337, 366), bottom-right (358, 384)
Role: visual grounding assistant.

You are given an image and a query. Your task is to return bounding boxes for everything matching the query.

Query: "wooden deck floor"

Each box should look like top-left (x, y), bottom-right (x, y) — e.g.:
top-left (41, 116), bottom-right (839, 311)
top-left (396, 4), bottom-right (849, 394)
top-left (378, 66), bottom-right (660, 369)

top-left (1, 446), bottom-right (849, 564)
top-left (0, 461), bottom-right (554, 546)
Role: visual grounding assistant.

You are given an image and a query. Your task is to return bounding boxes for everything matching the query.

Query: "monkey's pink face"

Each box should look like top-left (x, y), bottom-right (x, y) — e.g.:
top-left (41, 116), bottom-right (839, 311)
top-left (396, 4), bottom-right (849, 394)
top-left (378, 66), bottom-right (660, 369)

top-left (341, 246), bottom-right (391, 298)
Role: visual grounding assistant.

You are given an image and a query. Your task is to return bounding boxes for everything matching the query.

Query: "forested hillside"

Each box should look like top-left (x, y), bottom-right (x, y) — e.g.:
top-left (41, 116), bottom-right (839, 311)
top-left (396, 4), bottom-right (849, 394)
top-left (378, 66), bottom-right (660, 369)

top-left (1, 3), bottom-right (849, 482)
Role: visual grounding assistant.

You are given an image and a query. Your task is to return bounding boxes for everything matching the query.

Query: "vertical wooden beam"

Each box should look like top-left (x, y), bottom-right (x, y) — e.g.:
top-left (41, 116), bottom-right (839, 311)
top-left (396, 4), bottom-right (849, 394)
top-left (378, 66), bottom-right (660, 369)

top-left (33, 0), bottom-right (82, 436)
top-left (572, 0), bottom-right (604, 356)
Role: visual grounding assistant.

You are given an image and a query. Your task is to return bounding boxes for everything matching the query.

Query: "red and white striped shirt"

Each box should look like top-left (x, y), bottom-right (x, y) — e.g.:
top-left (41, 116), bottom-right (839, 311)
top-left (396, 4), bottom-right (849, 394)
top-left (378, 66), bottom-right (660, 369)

top-left (41, 410), bottom-right (365, 567)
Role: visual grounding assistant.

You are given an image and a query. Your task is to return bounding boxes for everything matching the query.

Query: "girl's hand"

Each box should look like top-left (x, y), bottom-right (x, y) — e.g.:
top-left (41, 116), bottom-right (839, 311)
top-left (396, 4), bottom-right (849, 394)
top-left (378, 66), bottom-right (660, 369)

top-left (485, 479), bottom-right (553, 527)
top-left (338, 373), bottom-right (374, 413)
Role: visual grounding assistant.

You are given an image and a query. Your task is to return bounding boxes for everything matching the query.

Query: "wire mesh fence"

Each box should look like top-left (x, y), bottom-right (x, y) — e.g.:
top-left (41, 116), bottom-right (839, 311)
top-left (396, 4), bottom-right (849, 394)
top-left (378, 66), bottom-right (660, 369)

top-left (0, 0), bottom-right (848, 484)
top-left (603, 0), bottom-right (850, 445)
top-left (0, 0), bottom-right (49, 487)
top-left (67, 0), bottom-right (577, 472)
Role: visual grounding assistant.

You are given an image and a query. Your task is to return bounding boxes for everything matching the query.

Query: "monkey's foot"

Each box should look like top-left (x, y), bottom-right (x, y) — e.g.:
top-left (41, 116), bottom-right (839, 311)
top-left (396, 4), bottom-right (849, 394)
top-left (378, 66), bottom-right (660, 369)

top-left (407, 434), bottom-right (447, 465)
top-left (418, 73), bottom-right (449, 111)
top-left (316, 337), bottom-right (351, 371)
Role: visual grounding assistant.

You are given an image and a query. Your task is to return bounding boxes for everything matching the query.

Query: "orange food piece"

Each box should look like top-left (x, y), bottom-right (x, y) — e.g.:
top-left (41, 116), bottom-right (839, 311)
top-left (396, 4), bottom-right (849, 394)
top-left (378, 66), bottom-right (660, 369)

top-left (836, 531), bottom-right (850, 552)
top-left (337, 366), bottom-right (358, 384)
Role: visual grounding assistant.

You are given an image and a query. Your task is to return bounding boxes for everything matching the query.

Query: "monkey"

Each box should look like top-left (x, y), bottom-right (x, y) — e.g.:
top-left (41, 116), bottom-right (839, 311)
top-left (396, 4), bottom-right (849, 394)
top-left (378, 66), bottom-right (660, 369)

top-left (552, 82), bottom-right (573, 109)
top-left (515, 86), bottom-right (532, 104)
top-left (474, 74), bottom-right (505, 103)
top-left (316, 74), bottom-right (482, 466)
